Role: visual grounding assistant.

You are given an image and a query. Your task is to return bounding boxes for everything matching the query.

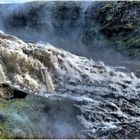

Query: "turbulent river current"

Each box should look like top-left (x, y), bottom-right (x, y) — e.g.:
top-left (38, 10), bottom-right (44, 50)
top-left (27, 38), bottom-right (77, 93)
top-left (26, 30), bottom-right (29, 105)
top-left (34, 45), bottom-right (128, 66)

top-left (0, 1), bottom-right (140, 139)
top-left (0, 1), bottom-right (140, 73)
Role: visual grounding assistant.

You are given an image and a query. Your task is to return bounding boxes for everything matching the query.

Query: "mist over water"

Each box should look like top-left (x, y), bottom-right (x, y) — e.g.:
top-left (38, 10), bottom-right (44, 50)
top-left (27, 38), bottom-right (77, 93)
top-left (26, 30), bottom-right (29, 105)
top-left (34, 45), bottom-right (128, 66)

top-left (1, 2), bottom-right (140, 78)
top-left (1, 1), bottom-right (140, 139)
top-left (0, 1), bottom-right (132, 68)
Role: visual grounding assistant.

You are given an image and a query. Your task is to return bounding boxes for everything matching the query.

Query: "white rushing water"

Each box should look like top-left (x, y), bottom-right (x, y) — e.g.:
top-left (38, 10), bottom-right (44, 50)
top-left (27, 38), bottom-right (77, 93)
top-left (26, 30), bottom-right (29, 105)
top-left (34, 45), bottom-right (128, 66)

top-left (0, 1), bottom-right (139, 74)
top-left (1, 31), bottom-right (140, 138)
top-left (0, 1), bottom-right (140, 138)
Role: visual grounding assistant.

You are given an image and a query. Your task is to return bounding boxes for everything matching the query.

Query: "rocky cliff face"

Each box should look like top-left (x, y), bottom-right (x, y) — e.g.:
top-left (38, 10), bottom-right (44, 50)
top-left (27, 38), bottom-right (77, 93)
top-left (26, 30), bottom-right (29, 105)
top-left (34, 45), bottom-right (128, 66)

top-left (93, 1), bottom-right (140, 57)
top-left (0, 32), bottom-right (140, 138)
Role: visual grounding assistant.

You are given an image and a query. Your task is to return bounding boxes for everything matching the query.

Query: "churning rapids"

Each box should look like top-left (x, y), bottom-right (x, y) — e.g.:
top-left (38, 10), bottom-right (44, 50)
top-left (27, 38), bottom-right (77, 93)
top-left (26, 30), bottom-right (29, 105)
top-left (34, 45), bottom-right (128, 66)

top-left (0, 1), bottom-right (140, 139)
top-left (0, 31), bottom-right (140, 138)
top-left (0, 1), bottom-right (139, 71)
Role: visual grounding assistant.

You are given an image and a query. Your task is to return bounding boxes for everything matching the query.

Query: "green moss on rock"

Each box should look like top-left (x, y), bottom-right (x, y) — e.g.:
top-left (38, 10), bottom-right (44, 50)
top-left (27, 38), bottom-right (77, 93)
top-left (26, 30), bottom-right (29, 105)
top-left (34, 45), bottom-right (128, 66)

top-left (94, 1), bottom-right (140, 56)
top-left (0, 94), bottom-right (48, 139)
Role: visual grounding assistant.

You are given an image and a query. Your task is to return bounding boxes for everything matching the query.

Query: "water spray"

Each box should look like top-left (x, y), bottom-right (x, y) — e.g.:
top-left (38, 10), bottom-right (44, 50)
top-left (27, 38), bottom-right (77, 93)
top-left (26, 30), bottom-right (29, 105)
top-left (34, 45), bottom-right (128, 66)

top-left (41, 68), bottom-right (55, 93)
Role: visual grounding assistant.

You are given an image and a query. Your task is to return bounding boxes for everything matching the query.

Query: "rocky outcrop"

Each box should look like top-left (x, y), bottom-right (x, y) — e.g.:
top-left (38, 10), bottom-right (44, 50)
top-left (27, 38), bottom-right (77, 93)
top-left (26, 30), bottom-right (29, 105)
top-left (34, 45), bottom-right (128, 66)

top-left (0, 83), bottom-right (84, 138)
top-left (93, 1), bottom-right (140, 56)
top-left (0, 83), bottom-right (27, 99)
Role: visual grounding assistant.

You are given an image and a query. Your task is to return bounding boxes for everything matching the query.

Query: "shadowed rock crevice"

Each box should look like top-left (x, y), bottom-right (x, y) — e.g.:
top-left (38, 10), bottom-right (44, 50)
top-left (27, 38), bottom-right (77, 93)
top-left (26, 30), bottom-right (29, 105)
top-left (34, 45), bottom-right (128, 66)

top-left (0, 83), bottom-right (28, 99)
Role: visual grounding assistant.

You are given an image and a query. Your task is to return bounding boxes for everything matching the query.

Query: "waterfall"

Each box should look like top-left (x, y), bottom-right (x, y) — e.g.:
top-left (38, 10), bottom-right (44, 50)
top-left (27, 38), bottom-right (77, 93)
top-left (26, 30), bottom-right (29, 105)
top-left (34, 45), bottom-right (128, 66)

top-left (0, 64), bottom-right (6, 83)
top-left (41, 68), bottom-right (55, 93)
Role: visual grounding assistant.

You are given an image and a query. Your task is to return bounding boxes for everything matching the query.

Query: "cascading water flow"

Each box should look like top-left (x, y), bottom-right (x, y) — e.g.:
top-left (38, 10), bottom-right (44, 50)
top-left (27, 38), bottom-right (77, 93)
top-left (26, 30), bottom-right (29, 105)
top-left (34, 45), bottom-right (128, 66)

top-left (0, 2), bottom-right (127, 64)
top-left (0, 1), bottom-right (140, 139)
top-left (0, 1), bottom-right (138, 74)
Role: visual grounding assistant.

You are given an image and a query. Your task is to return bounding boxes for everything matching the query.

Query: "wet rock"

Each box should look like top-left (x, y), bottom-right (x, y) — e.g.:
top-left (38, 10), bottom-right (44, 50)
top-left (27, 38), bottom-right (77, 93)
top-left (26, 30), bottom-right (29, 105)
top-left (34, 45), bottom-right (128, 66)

top-left (0, 83), bottom-right (27, 99)
top-left (0, 113), bottom-right (6, 122)
top-left (93, 1), bottom-right (140, 57)
top-left (0, 93), bottom-right (47, 138)
top-left (0, 91), bottom-right (85, 138)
